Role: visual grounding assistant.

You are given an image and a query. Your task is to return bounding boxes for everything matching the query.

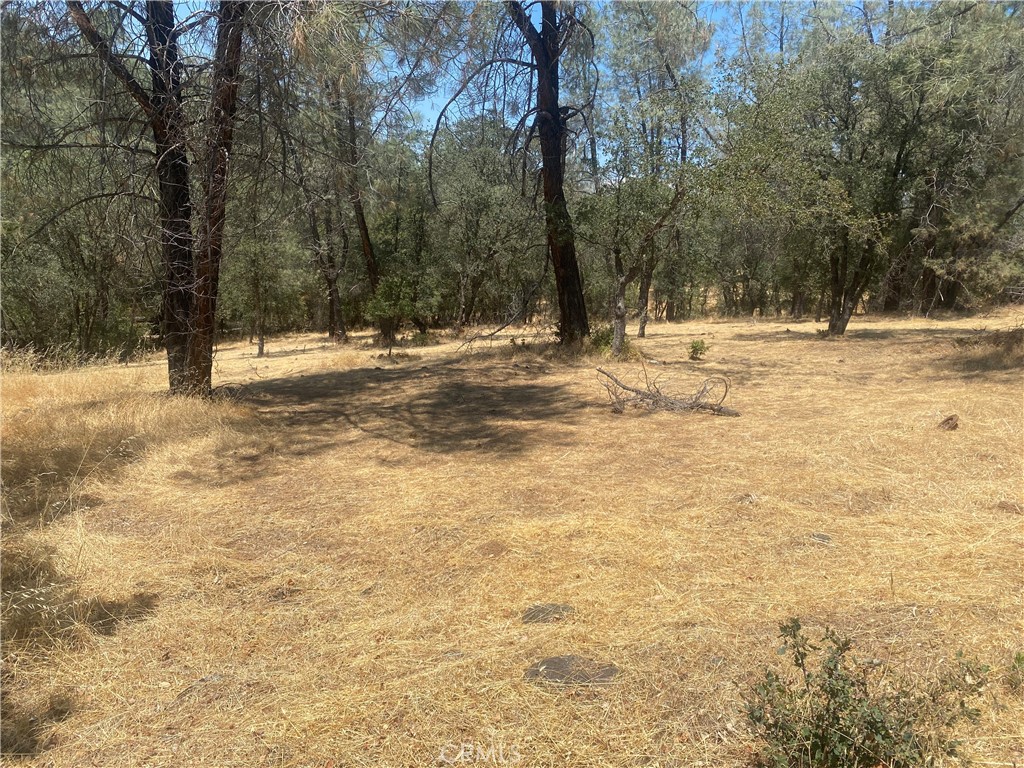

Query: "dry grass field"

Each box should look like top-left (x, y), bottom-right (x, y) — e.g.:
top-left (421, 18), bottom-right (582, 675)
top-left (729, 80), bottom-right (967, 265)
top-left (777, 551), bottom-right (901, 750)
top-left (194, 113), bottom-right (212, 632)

top-left (2, 311), bottom-right (1022, 767)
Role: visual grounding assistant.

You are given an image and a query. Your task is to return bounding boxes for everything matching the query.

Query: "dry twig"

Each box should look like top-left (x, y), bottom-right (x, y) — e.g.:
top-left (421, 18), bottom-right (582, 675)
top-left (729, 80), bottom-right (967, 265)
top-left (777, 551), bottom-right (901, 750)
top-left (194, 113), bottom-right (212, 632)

top-left (596, 367), bottom-right (740, 417)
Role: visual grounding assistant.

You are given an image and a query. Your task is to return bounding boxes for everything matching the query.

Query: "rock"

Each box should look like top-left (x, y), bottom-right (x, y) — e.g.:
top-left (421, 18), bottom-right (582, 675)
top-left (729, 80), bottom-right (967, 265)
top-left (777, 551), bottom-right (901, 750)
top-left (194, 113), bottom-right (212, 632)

top-left (524, 655), bottom-right (618, 686)
top-left (522, 603), bottom-right (574, 624)
top-left (809, 532), bottom-right (833, 545)
top-left (937, 414), bottom-right (959, 430)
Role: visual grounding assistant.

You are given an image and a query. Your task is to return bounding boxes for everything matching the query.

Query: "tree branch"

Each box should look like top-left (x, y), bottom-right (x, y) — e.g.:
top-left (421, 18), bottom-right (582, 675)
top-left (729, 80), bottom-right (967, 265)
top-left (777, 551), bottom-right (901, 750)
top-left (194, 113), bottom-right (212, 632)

top-left (505, 0), bottom-right (544, 62)
top-left (67, 1), bottom-right (160, 127)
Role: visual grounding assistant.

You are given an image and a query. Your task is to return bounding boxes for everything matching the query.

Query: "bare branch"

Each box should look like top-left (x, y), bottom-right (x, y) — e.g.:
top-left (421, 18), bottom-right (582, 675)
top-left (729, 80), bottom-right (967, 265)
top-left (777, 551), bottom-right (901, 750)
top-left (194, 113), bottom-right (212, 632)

top-left (66, 1), bottom-right (160, 127)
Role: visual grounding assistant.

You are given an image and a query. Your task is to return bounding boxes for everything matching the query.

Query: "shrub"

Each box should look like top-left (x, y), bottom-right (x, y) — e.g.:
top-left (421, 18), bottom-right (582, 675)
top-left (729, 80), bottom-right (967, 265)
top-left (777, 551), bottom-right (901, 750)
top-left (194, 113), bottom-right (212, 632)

top-left (585, 325), bottom-right (633, 357)
top-left (588, 324), bottom-right (615, 350)
top-left (689, 339), bottom-right (709, 360)
top-left (745, 618), bottom-right (987, 768)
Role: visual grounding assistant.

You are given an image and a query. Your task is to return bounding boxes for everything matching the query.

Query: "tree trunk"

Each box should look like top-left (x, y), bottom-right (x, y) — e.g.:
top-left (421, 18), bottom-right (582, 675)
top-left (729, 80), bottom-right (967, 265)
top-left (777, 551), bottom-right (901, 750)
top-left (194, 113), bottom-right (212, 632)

top-left (636, 261), bottom-right (653, 338)
top-left (459, 272), bottom-right (486, 329)
top-left (611, 248), bottom-right (634, 358)
top-left (827, 236), bottom-right (874, 335)
top-left (70, 0), bottom-right (247, 395)
top-left (141, 1), bottom-right (195, 393)
top-left (790, 290), bottom-right (806, 319)
top-left (186, 0), bottom-right (247, 395)
top-left (612, 287), bottom-right (627, 357)
top-left (326, 278), bottom-right (342, 340)
top-left (336, 88), bottom-right (394, 346)
top-left (506, 1), bottom-right (589, 346)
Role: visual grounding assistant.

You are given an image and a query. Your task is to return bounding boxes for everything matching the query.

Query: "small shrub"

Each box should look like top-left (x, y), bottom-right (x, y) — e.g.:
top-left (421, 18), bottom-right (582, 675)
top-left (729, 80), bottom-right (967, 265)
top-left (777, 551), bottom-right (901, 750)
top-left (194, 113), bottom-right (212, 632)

top-left (745, 618), bottom-right (987, 768)
top-left (589, 325), bottom-right (615, 351)
top-left (689, 339), bottom-right (709, 360)
top-left (583, 325), bottom-right (630, 357)
top-left (407, 331), bottom-right (436, 347)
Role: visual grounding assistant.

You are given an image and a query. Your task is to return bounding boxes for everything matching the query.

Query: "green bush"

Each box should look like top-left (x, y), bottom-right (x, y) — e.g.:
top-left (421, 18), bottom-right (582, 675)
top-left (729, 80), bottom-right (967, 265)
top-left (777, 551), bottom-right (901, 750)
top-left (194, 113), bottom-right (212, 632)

top-left (585, 325), bottom-right (637, 358)
top-left (589, 324), bottom-right (616, 351)
top-left (689, 339), bottom-right (709, 360)
top-left (745, 618), bottom-right (987, 768)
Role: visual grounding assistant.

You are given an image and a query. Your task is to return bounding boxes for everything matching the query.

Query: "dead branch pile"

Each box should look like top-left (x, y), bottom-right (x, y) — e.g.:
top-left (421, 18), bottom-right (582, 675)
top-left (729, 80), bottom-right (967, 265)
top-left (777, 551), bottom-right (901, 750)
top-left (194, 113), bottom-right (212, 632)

top-left (596, 368), bottom-right (740, 417)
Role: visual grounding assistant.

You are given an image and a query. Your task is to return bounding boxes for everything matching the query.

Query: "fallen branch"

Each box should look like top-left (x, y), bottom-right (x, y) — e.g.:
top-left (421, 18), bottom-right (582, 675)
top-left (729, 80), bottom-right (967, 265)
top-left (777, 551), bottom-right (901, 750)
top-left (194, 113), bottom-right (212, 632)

top-left (596, 368), bottom-right (740, 417)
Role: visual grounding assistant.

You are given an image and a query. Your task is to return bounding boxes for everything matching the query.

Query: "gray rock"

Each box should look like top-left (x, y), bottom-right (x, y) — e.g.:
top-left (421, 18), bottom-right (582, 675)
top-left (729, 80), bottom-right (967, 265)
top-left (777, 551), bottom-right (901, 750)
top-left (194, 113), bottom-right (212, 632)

top-left (525, 655), bottom-right (619, 686)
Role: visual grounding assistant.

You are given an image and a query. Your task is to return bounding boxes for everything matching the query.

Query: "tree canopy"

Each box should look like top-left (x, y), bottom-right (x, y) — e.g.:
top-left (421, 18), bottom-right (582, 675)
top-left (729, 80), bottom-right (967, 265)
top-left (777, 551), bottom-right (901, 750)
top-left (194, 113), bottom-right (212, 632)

top-left (2, 1), bottom-right (1022, 386)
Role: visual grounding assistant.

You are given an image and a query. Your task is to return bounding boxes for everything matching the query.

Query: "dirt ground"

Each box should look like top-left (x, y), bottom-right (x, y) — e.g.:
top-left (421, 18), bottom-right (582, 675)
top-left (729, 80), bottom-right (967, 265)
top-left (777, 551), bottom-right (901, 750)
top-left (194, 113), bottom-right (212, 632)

top-left (2, 311), bottom-right (1022, 767)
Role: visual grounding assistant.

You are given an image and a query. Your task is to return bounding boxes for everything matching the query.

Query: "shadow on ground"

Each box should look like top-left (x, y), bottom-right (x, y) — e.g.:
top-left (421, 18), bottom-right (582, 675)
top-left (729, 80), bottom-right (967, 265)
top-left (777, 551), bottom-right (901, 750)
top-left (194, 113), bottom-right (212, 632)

top-left (243, 358), bottom-right (590, 460)
top-left (729, 325), bottom-right (974, 344)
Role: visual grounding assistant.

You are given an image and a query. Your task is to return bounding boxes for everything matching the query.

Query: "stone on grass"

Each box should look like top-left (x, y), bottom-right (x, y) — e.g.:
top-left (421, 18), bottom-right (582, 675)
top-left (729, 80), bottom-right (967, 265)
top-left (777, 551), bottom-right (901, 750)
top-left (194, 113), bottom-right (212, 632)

top-left (525, 655), bottom-right (618, 686)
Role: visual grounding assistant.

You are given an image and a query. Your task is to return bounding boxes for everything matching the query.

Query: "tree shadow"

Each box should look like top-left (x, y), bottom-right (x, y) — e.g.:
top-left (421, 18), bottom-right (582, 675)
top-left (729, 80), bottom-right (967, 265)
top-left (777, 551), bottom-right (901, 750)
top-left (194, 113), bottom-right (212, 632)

top-left (1, 540), bottom-right (159, 758)
top-left (243, 358), bottom-right (589, 461)
top-left (729, 326), bottom-right (972, 344)
top-left (0, 690), bottom-right (73, 757)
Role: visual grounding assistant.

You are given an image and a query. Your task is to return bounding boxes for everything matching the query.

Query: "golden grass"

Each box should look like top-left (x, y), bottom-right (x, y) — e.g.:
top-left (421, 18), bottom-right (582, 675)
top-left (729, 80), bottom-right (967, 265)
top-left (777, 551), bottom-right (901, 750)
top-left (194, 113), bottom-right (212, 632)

top-left (2, 314), bottom-right (1022, 766)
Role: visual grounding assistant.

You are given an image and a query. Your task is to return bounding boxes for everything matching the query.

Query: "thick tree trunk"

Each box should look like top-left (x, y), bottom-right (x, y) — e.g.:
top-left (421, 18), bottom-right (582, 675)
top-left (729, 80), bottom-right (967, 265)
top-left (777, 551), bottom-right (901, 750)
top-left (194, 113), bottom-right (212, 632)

top-left (71, 0), bottom-right (247, 395)
top-left (612, 288), bottom-right (627, 357)
top-left (790, 290), bottom-right (806, 319)
top-left (187, 0), bottom-right (247, 395)
top-left (507, 0), bottom-right (589, 346)
top-left (141, 1), bottom-right (195, 393)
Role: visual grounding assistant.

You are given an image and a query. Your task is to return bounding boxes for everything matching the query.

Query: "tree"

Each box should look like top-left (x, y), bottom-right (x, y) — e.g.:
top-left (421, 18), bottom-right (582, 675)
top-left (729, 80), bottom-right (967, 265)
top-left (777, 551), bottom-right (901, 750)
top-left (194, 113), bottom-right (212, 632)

top-left (1, 5), bottom-right (161, 357)
top-left (289, 0), bottom-right (461, 346)
top-left (602, 1), bottom-right (709, 338)
top-left (68, 0), bottom-right (248, 393)
top-left (504, 0), bottom-right (590, 345)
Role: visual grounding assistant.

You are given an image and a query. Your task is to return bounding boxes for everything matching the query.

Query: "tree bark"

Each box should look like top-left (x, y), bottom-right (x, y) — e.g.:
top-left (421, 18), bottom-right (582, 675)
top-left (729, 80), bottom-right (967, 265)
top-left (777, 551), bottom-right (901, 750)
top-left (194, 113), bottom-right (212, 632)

top-left (187, 0), bottom-right (248, 395)
top-left (611, 248), bottom-right (638, 358)
top-left (827, 234), bottom-right (874, 335)
top-left (506, 0), bottom-right (589, 346)
top-left (71, 0), bottom-right (247, 395)
top-left (636, 261), bottom-right (654, 338)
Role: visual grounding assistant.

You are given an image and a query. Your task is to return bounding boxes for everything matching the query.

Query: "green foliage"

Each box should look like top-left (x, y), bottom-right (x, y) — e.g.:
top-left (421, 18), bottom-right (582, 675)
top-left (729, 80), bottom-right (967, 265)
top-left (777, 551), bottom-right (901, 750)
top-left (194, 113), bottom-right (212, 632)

top-left (587, 325), bottom-right (624, 354)
top-left (588, 324), bottom-right (614, 349)
top-left (3, 1), bottom-right (1023, 357)
top-left (219, 230), bottom-right (315, 337)
top-left (688, 339), bottom-right (709, 360)
top-left (746, 618), bottom-right (988, 768)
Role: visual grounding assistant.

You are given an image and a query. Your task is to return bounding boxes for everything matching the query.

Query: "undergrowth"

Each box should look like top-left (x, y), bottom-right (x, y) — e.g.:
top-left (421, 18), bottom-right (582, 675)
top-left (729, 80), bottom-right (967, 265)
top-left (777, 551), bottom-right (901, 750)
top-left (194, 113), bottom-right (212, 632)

top-left (745, 618), bottom-right (987, 768)
top-left (586, 325), bottom-right (643, 360)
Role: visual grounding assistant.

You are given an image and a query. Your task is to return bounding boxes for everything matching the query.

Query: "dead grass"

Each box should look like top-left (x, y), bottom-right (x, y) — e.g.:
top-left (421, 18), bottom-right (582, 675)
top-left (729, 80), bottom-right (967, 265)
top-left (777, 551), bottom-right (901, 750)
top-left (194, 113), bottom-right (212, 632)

top-left (1, 316), bottom-right (1021, 767)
